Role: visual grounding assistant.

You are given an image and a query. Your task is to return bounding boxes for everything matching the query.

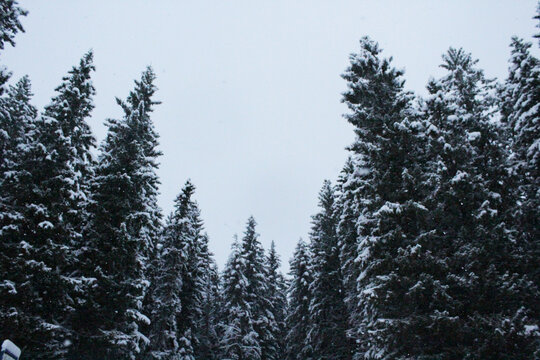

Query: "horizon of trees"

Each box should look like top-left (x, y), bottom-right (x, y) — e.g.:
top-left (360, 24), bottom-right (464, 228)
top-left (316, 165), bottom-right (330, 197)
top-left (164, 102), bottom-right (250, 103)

top-left (0, 1), bottom-right (539, 359)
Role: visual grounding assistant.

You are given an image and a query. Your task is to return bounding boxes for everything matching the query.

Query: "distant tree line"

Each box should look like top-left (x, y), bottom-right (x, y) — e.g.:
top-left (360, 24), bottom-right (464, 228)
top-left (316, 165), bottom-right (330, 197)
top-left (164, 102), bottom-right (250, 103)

top-left (0, 1), bottom-right (538, 359)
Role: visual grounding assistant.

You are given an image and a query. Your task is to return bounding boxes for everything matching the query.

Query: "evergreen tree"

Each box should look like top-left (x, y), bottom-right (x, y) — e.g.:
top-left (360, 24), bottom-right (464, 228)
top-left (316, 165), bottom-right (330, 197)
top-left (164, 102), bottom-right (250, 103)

top-left (193, 258), bottom-right (221, 360)
top-left (43, 51), bottom-right (96, 189)
top-left (501, 37), bottom-right (540, 282)
top-left (340, 37), bottom-right (434, 359)
top-left (147, 181), bottom-right (208, 360)
top-left (423, 47), bottom-right (535, 358)
top-left (307, 180), bottom-right (350, 360)
top-left (0, 76), bottom-right (38, 351)
top-left (220, 236), bottom-right (261, 360)
top-left (0, 53), bottom-right (97, 359)
top-left (266, 241), bottom-right (288, 360)
top-left (220, 217), bottom-right (276, 360)
top-left (0, 75), bottom-right (36, 172)
top-left (76, 67), bottom-right (162, 359)
top-left (499, 36), bottom-right (540, 357)
top-left (284, 239), bottom-right (313, 360)
top-left (334, 156), bottom-right (362, 353)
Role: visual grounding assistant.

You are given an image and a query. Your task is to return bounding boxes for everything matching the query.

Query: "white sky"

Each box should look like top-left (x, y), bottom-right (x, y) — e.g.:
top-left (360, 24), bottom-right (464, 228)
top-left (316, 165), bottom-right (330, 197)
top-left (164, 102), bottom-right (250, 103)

top-left (3, 0), bottom-right (538, 272)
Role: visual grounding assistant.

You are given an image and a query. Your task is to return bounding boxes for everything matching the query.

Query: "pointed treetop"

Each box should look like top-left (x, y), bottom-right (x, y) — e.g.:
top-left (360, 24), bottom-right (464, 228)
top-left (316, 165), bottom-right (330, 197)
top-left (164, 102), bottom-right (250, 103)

top-left (245, 216), bottom-right (257, 236)
top-left (440, 47), bottom-right (478, 71)
top-left (317, 180), bottom-right (334, 210)
top-left (341, 36), bottom-right (409, 131)
top-left (8, 75), bottom-right (33, 103)
top-left (174, 179), bottom-right (196, 207)
top-left (118, 66), bottom-right (161, 115)
top-left (508, 37), bottom-right (534, 72)
top-left (267, 240), bottom-right (281, 269)
top-left (5, 75), bottom-right (37, 121)
top-left (44, 50), bottom-right (96, 122)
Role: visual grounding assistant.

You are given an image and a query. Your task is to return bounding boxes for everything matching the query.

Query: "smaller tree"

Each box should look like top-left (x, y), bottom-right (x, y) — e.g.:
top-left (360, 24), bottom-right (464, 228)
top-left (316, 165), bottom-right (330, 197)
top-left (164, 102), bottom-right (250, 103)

top-left (147, 181), bottom-right (208, 360)
top-left (285, 239), bottom-right (314, 360)
top-left (266, 241), bottom-right (288, 360)
top-left (307, 181), bottom-right (351, 360)
top-left (220, 237), bottom-right (261, 360)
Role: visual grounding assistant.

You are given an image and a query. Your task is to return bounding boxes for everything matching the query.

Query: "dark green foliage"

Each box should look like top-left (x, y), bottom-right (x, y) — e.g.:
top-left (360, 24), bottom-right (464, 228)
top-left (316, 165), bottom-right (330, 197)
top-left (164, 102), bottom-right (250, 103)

top-left (75, 67), bottom-right (162, 359)
top-left (220, 236), bottom-right (261, 360)
top-left (422, 47), bottom-right (538, 359)
top-left (220, 217), bottom-right (278, 360)
top-left (307, 181), bottom-right (351, 360)
top-left (193, 259), bottom-right (222, 360)
top-left (339, 37), bottom-right (433, 359)
top-left (285, 239), bottom-right (313, 360)
top-left (0, 53), bottom-right (96, 359)
top-left (266, 241), bottom-right (288, 360)
top-left (146, 181), bottom-right (210, 360)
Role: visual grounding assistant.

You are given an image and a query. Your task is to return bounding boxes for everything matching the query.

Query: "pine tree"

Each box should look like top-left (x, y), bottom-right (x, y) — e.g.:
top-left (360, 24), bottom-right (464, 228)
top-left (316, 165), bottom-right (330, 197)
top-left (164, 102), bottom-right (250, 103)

top-left (334, 156), bottom-right (362, 353)
top-left (220, 217), bottom-right (276, 360)
top-left (340, 37), bottom-right (435, 359)
top-left (147, 181), bottom-right (208, 360)
top-left (307, 181), bottom-right (350, 360)
top-left (266, 241), bottom-right (288, 360)
top-left (220, 236), bottom-right (261, 360)
top-left (501, 36), bottom-right (540, 281)
top-left (0, 76), bottom-right (38, 351)
top-left (423, 47), bottom-right (536, 358)
top-left (499, 36), bottom-right (540, 357)
top-left (0, 75), bottom-right (36, 172)
top-left (43, 51), bottom-right (96, 189)
top-left (285, 239), bottom-right (313, 360)
top-left (0, 53), bottom-right (97, 359)
top-left (76, 67), bottom-right (162, 359)
top-left (194, 258), bottom-right (221, 360)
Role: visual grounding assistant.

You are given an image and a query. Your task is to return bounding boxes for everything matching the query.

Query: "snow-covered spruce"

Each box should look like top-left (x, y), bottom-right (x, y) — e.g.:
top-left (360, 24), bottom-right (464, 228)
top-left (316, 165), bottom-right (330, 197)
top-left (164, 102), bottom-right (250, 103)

top-left (75, 67), bottom-right (162, 360)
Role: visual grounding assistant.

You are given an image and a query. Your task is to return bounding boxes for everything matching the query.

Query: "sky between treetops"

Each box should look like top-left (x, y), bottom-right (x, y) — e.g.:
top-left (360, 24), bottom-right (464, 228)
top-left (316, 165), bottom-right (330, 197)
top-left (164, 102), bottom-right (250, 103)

top-left (3, 0), bottom-right (538, 271)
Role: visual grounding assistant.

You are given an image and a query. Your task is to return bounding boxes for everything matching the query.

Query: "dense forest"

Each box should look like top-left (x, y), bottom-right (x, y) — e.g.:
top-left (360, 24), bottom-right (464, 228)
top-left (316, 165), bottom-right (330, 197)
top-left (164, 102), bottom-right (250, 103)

top-left (0, 1), bottom-right (539, 359)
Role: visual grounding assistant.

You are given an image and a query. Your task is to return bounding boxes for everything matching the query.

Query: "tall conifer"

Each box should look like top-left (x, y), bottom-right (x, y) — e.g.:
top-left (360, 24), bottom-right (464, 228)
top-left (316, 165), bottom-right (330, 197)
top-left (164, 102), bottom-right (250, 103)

top-left (77, 67), bottom-right (162, 359)
top-left (0, 53), bottom-right (96, 359)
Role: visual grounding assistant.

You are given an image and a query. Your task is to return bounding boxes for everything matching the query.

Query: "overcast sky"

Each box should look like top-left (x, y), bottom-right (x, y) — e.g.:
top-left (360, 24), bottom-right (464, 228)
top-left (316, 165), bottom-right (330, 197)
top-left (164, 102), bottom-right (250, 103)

top-left (3, 0), bottom-right (538, 271)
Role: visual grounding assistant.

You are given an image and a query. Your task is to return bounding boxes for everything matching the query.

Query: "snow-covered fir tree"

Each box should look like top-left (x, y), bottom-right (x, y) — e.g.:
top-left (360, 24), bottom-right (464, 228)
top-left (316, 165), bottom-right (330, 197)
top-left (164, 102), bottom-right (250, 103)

top-left (0, 76), bottom-right (38, 350)
top-left (193, 257), bottom-right (221, 360)
top-left (0, 53), bottom-right (97, 359)
top-left (266, 241), bottom-right (288, 360)
top-left (501, 37), bottom-right (540, 290)
top-left (76, 67), bottom-right (162, 359)
top-left (220, 236), bottom-right (261, 360)
top-left (499, 36), bottom-right (540, 357)
top-left (307, 181), bottom-right (350, 360)
top-left (423, 47), bottom-right (537, 358)
top-left (340, 37), bottom-right (436, 359)
top-left (0, 75), bottom-right (36, 172)
top-left (334, 156), bottom-right (362, 352)
top-left (43, 51), bottom-right (96, 194)
top-left (220, 217), bottom-right (277, 360)
top-left (147, 181), bottom-right (210, 360)
top-left (284, 239), bottom-right (313, 360)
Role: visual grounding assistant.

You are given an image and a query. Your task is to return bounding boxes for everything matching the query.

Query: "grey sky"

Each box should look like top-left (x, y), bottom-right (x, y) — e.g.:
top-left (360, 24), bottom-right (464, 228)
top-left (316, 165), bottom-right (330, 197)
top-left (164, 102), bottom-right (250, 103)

top-left (3, 0), bottom-right (538, 271)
